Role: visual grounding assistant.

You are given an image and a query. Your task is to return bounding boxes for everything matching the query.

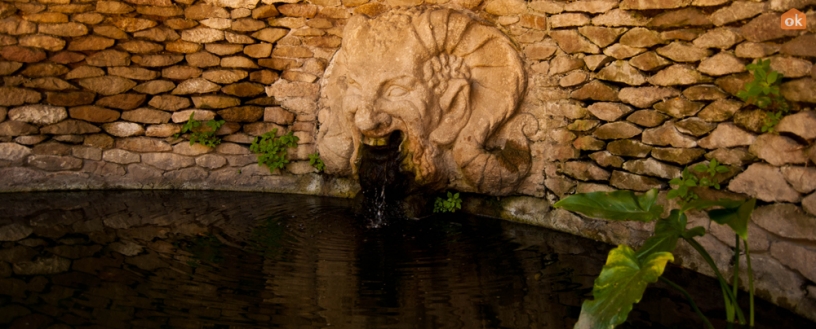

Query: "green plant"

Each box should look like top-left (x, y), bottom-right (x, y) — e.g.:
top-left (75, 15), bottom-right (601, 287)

top-left (249, 128), bottom-right (299, 172)
top-left (668, 160), bottom-right (730, 203)
top-left (174, 113), bottom-right (226, 148)
top-left (309, 152), bottom-right (325, 172)
top-left (433, 191), bottom-right (462, 213)
top-left (554, 189), bottom-right (756, 329)
top-left (737, 59), bottom-right (790, 133)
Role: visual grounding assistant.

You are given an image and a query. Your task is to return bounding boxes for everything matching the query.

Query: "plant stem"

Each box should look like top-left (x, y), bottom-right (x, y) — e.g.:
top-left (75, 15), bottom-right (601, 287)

top-left (745, 240), bottom-right (754, 327)
top-left (684, 237), bottom-right (746, 324)
top-left (659, 276), bottom-right (714, 329)
top-left (732, 234), bottom-right (740, 307)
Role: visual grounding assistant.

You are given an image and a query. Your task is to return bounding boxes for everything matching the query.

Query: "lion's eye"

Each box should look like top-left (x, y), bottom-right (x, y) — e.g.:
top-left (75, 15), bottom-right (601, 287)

top-left (386, 85), bottom-right (408, 97)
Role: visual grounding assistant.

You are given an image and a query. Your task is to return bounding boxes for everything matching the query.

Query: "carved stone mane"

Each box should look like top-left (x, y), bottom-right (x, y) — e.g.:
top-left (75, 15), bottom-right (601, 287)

top-left (317, 7), bottom-right (535, 195)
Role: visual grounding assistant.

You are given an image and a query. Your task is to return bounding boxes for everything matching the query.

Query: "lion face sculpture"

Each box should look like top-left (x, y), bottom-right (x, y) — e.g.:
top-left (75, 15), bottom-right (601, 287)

top-left (318, 7), bottom-right (534, 195)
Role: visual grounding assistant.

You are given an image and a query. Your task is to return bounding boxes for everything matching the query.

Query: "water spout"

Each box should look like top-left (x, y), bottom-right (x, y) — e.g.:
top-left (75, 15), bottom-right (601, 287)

top-left (357, 131), bottom-right (414, 227)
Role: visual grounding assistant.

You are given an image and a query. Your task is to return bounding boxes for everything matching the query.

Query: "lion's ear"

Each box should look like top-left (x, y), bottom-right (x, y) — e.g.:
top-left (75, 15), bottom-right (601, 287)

top-left (430, 78), bottom-right (471, 147)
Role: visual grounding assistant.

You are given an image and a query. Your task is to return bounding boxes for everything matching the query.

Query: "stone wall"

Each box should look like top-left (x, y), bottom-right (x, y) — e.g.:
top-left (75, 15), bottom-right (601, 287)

top-left (1, 0), bottom-right (816, 321)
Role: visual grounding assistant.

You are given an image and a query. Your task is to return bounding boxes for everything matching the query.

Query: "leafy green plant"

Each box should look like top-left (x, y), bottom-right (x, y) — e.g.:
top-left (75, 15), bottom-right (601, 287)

top-left (249, 128), bottom-right (299, 172)
top-left (668, 160), bottom-right (730, 203)
top-left (555, 189), bottom-right (756, 329)
top-left (433, 191), bottom-right (462, 213)
top-left (174, 113), bottom-right (226, 148)
top-left (309, 152), bottom-right (325, 172)
top-left (737, 59), bottom-right (790, 133)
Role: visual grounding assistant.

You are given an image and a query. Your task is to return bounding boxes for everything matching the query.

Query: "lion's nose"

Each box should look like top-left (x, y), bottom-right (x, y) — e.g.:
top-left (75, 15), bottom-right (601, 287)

top-left (354, 107), bottom-right (392, 133)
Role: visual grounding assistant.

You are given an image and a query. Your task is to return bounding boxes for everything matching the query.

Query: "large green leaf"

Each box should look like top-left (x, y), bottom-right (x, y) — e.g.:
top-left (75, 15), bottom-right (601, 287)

top-left (635, 210), bottom-right (704, 261)
top-left (575, 245), bottom-right (674, 329)
top-left (554, 189), bottom-right (663, 222)
top-left (709, 198), bottom-right (756, 240)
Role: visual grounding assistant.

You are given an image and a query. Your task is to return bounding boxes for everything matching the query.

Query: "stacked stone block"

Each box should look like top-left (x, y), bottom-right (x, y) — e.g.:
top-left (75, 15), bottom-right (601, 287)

top-left (0, 0), bottom-right (815, 321)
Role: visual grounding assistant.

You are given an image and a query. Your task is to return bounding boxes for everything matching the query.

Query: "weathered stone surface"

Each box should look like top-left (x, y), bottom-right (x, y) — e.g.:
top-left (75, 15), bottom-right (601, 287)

top-left (590, 150), bottom-right (624, 168)
top-left (118, 40), bottom-right (163, 54)
top-left (117, 137), bottom-right (172, 152)
top-left (93, 25), bottom-right (129, 40)
top-left (18, 35), bottom-right (65, 52)
top-left (171, 109), bottom-right (215, 123)
top-left (141, 152), bottom-right (195, 170)
top-left (577, 26), bottom-right (626, 48)
top-left (252, 28), bottom-right (288, 43)
top-left (217, 106), bottom-right (263, 122)
top-left (711, 1), bottom-right (766, 26)
top-left (653, 147), bottom-right (705, 165)
top-left (86, 50), bottom-right (130, 67)
top-left (742, 13), bottom-right (799, 43)
top-left (593, 122), bottom-right (643, 140)
top-left (732, 108), bottom-right (768, 133)
top-left (172, 78), bottom-right (220, 95)
top-left (769, 56), bottom-right (813, 79)
top-left (727, 164), bottom-right (800, 202)
top-left (604, 44), bottom-right (648, 60)
top-left (148, 95), bottom-right (190, 111)
top-left (110, 17), bottom-right (157, 32)
top-left (698, 52), bottom-right (746, 76)
top-left (705, 147), bottom-right (755, 166)
top-left (264, 107), bottom-right (295, 124)
top-left (277, 3), bottom-right (317, 17)
top-left (49, 51), bottom-right (86, 64)
top-left (596, 61), bottom-right (646, 86)
top-left (573, 136), bottom-right (605, 151)
top-left (133, 80), bottom-right (175, 95)
top-left (608, 139), bottom-right (652, 157)
top-left (131, 54), bottom-right (184, 67)
top-left (753, 203), bottom-right (814, 240)
top-left (77, 76), bottom-right (136, 96)
top-left (145, 123), bottom-right (180, 137)
top-left (102, 149), bottom-right (140, 164)
top-left (610, 170), bottom-right (665, 191)
top-left (181, 27), bottom-right (225, 43)
top-left (32, 142), bottom-right (72, 156)
top-left (649, 64), bottom-right (710, 86)
top-left (780, 79), bottom-right (816, 103)
top-left (736, 42), bottom-right (781, 59)
top-left (196, 153), bottom-right (227, 169)
top-left (592, 9), bottom-right (650, 27)
top-left (0, 121), bottom-right (39, 137)
top-left (185, 3), bottom-right (228, 20)
top-left (38, 22), bottom-right (88, 37)
top-left (804, 193), bottom-right (816, 216)
top-left (682, 85), bottom-right (728, 101)
top-left (584, 55), bottom-right (613, 71)
top-left (654, 98), bottom-right (704, 118)
top-left (587, 102), bottom-right (633, 122)
top-left (0, 223), bottom-right (33, 242)
top-left (656, 42), bottom-right (710, 62)
top-left (570, 80), bottom-right (619, 101)
top-left (550, 13), bottom-right (590, 28)
top-left (781, 35), bottom-right (816, 58)
top-left (0, 46), bottom-right (46, 63)
top-left (0, 62), bottom-right (23, 76)
top-left (121, 108), bottom-right (171, 124)
top-left (191, 95), bottom-right (240, 109)
top-left (623, 158), bottom-right (681, 179)
top-left (26, 154), bottom-right (82, 171)
top-left (13, 135), bottom-right (48, 146)
top-left (167, 40), bottom-right (202, 54)
top-left (200, 17), bottom-right (232, 30)
top-left (8, 105), bottom-right (67, 126)
top-left (97, 1), bottom-right (135, 14)
top-left (13, 256), bottom-right (71, 275)
top-left (216, 142), bottom-right (251, 155)
top-left (108, 67), bottom-right (159, 81)
top-left (550, 30), bottom-right (599, 54)
top-left (562, 161), bottom-right (610, 181)
top-left (243, 122), bottom-right (284, 136)
top-left (69, 106), bottom-right (120, 123)
top-left (83, 134), bottom-right (114, 149)
top-left (0, 17), bottom-right (37, 35)
top-left (65, 66), bottom-right (105, 80)
top-left (696, 123), bottom-right (754, 149)
top-left (648, 8), bottom-right (711, 28)
top-left (103, 122), bottom-right (144, 137)
top-left (187, 52), bottom-right (221, 68)
top-left (172, 142), bottom-right (212, 156)
top-left (627, 110), bottom-right (668, 127)
top-left (776, 111), bottom-right (816, 140)
top-left (715, 73), bottom-right (753, 96)
top-left (0, 143), bottom-right (31, 162)
top-left (95, 94), bottom-right (146, 111)
top-left (162, 66), bottom-right (202, 80)
top-left (675, 117), bottom-right (715, 136)
top-left (770, 241), bottom-right (816, 283)
top-left (750, 134), bottom-right (808, 166)
top-left (619, 28), bottom-right (664, 48)
top-left (643, 122), bottom-right (697, 148)
top-left (568, 120), bottom-right (600, 132)
top-left (618, 87), bottom-right (680, 108)
top-left (524, 42), bottom-right (557, 60)
top-left (72, 145), bottom-right (102, 161)
top-left (693, 28), bottom-right (743, 50)
top-left (40, 119), bottom-right (100, 135)
top-left (781, 166), bottom-right (816, 194)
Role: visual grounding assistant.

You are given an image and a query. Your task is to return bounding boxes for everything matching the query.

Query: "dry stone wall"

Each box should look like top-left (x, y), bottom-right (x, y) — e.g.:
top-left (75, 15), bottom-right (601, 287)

top-left (1, 0), bottom-right (816, 321)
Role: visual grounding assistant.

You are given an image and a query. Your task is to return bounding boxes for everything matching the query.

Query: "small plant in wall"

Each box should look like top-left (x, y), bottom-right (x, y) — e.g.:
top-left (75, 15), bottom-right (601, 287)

top-left (174, 113), bottom-right (226, 148)
top-left (737, 59), bottom-right (791, 133)
top-left (668, 159), bottom-right (730, 203)
top-left (250, 128), bottom-right (299, 173)
top-left (308, 152), bottom-right (325, 172)
top-left (554, 165), bottom-right (756, 328)
top-left (433, 191), bottom-right (462, 213)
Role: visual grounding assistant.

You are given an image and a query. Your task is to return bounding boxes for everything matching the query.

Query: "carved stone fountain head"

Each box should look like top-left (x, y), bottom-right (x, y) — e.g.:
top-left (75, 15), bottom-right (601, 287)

top-left (318, 7), bottom-right (536, 195)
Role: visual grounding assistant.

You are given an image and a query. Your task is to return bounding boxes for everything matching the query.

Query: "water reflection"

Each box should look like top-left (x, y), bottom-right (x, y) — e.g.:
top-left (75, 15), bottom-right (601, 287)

top-left (0, 191), bottom-right (812, 329)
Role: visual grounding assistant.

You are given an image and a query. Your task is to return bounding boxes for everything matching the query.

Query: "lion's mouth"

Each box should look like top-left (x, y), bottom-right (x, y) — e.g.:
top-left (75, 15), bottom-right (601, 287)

top-left (362, 131), bottom-right (403, 148)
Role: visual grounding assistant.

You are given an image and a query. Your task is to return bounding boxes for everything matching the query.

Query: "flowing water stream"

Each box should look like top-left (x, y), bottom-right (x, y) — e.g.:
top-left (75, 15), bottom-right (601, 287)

top-left (0, 191), bottom-right (812, 329)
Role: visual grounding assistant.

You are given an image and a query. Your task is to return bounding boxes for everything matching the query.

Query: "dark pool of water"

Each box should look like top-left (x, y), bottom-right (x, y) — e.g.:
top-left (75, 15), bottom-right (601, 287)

top-left (0, 191), bottom-right (812, 329)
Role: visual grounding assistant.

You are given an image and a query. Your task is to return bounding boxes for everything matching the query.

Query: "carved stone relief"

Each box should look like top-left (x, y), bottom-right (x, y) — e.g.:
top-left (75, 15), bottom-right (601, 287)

top-left (317, 7), bottom-right (537, 195)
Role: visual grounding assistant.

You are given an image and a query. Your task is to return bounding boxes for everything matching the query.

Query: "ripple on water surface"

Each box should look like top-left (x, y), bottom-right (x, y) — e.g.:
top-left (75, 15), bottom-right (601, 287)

top-left (0, 191), bottom-right (812, 329)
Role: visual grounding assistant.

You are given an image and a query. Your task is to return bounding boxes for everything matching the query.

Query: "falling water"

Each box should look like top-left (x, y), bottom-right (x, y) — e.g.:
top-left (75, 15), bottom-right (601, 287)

top-left (357, 131), bottom-right (411, 227)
